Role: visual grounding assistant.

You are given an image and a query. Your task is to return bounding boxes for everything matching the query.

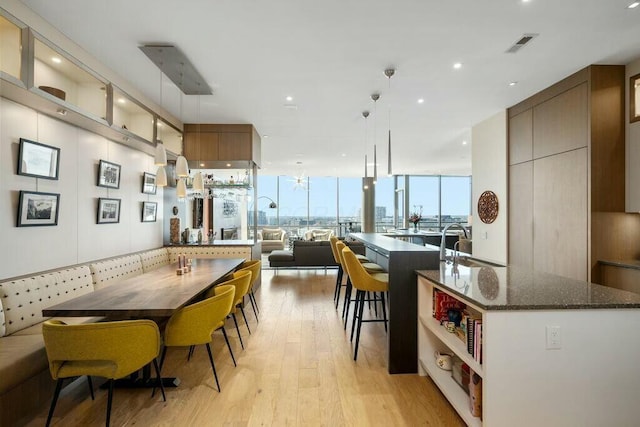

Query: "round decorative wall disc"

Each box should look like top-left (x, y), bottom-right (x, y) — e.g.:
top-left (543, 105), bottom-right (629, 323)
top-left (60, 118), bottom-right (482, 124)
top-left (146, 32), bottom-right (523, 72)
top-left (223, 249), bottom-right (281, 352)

top-left (477, 190), bottom-right (498, 224)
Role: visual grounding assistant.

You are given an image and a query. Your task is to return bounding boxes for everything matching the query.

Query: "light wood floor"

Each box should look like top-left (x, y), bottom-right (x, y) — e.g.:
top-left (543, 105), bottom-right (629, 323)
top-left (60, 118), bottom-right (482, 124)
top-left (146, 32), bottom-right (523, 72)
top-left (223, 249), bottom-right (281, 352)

top-left (26, 268), bottom-right (464, 426)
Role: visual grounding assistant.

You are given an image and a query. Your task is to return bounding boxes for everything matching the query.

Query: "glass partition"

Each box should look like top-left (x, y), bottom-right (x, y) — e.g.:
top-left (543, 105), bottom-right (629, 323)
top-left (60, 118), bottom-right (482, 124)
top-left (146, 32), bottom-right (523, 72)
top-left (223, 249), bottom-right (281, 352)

top-left (338, 177), bottom-right (363, 236)
top-left (374, 176), bottom-right (395, 232)
top-left (441, 176), bottom-right (472, 229)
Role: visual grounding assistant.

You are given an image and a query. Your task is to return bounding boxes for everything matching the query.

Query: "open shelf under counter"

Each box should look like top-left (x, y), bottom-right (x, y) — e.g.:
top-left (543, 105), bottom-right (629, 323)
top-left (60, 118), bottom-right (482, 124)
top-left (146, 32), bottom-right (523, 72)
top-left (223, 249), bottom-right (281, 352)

top-left (418, 314), bottom-right (482, 375)
top-left (418, 357), bottom-right (482, 427)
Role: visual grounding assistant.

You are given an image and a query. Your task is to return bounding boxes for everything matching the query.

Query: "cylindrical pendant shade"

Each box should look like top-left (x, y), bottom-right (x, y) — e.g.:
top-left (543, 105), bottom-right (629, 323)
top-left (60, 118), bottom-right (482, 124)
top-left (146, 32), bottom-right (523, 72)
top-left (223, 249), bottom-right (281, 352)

top-left (193, 171), bottom-right (204, 193)
top-left (373, 144), bottom-right (377, 184)
top-left (176, 178), bottom-right (187, 199)
top-left (155, 142), bottom-right (167, 166)
top-left (176, 155), bottom-right (189, 177)
top-left (156, 165), bottom-right (167, 187)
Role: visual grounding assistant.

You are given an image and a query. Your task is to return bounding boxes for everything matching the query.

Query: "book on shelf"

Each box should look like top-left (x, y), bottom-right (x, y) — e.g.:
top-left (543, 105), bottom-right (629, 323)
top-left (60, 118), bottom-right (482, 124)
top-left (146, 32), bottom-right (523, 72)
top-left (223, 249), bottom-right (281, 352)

top-left (432, 288), bottom-right (466, 322)
top-left (465, 314), bottom-right (482, 363)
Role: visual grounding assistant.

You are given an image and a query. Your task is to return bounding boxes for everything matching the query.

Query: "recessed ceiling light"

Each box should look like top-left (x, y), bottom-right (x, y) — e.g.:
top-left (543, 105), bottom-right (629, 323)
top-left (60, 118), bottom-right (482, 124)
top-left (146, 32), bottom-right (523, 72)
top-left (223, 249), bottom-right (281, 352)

top-left (522, 0), bottom-right (531, 3)
top-left (200, 163), bottom-right (205, 167)
top-left (341, 153), bottom-right (347, 157)
top-left (628, 1), bottom-right (639, 8)
top-left (453, 62), bottom-right (462, 69)
top-left (51, 57), bottom-right (61, 64)
top-left (286, 96), bottom-right (293, 101)
top-left (462, 140), bottom-right (468, 145)
top-left (509, 81), bottom-right (518, 86)
top-left (417, 98), bottom-right (425, 104)
top-left (226, 163), bottom-right (231, 167)
top-left (117, 98), bottom-right (126, 104)
top-left (263, 134), bottom-right (269, 138)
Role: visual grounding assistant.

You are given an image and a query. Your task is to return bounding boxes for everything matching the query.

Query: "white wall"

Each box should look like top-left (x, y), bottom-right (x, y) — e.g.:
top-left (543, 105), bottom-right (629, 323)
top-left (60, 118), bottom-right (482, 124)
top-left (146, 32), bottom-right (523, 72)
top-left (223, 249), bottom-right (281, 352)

top-left (0, 98), bottom-right (163, 279)
top-left (626, 58), bottom-right (640, 212)
top-left (471, 111), bottom-right (508, 265)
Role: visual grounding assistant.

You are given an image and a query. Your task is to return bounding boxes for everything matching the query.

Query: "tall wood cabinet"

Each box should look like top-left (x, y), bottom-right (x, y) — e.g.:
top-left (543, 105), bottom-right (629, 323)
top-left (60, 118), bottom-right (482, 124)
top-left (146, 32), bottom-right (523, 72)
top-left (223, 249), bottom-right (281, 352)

top-left (183, 124), bottom-right (261, 168)
top-left (508, 65), bottom-right (625, 282)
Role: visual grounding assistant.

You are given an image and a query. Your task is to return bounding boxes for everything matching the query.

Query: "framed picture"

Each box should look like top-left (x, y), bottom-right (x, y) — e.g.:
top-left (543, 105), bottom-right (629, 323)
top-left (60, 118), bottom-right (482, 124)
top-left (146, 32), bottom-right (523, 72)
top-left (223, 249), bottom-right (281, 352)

top-left (141, 201), bottom-right (157, 222)
top-left (17, 191), bottom-right (60, 227)
top-left (17, 138), bottom-right (60, 180)
top-left (97, 198), bottom-right (121, 224)
top-left (631, 73), bottom-right (640, 123)
top-left (97, 160), bottom-right (121, 189)
top-left (142, 172), bottom-right (157, 194)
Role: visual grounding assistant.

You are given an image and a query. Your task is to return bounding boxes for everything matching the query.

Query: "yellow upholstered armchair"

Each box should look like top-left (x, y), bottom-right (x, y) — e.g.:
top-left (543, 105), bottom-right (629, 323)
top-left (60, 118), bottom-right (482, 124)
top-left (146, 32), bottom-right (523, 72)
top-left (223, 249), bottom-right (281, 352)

top-left (160, 284), bottom-right (236, 392)
top-left (42, 319), bottom-right (164, 427)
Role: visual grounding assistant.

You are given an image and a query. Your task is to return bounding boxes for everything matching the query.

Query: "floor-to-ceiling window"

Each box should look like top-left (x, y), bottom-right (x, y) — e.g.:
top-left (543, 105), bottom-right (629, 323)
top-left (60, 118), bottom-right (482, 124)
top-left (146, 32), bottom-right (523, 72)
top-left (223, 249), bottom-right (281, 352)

top-left (374, 176), bottom-right (394, 231)
top-left (338, 177), bottom-right (363, 235)
top-left (408, 176), bottom-right (440, 230)
top-left (256, 174), bottom-right (471, 237)
top-left (440, 176), bottom-right (472, 229)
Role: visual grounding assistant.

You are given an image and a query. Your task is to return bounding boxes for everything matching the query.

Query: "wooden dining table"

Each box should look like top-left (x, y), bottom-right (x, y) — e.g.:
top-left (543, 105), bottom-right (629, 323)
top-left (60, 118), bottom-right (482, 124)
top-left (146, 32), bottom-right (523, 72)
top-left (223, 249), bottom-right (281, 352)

top-left (41, 257), bottom-right (245, 388)
top-left (43, 258), bottom-right (245, 319)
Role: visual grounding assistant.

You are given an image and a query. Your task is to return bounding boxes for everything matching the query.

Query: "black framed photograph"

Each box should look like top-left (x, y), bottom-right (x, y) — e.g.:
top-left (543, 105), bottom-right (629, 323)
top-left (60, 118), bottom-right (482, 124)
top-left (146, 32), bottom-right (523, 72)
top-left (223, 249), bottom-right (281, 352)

top-left (97, 198), bottom-right (121, 224)
top-left (17, 138), bottom-right (60, 180)
top-left (142, 172), bottom-right (157, 194)
top-left (141, 201), bottom-right (157, 222)
top-left (17, 191), bottom-right (60, 227)
top-left (97, 160), bottom-right (121, 189)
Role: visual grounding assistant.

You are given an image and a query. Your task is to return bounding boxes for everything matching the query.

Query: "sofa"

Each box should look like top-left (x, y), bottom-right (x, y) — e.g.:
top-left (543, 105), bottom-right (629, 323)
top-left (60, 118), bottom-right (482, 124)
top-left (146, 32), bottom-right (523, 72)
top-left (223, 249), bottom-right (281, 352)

top-left (268, 239), bottom-right (365, 269)
top-left (258, 227), bottom-right (287, 252)
top-left (0, 244), bottom-right (256, 426)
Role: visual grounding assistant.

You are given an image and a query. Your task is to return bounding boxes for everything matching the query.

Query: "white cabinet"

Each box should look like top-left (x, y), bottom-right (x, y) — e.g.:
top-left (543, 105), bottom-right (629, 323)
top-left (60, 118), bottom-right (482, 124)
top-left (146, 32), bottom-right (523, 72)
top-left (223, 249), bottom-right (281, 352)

top-left (417, 274), bottom-right (640, 426)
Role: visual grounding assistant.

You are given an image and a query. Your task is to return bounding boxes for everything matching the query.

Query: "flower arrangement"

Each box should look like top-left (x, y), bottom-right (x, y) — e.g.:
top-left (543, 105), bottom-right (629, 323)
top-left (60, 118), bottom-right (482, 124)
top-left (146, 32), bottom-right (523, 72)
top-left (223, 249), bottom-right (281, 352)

top-left (408, 205), bottom-right (423, 224)
top-left (408, 212), bottom-right (422, 224)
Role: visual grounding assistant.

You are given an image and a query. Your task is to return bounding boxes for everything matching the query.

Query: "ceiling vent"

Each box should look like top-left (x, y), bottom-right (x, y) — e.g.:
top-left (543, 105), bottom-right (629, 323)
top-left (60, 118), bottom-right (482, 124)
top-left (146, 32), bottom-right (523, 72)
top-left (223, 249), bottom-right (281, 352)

top-left (505, 33), bottom-right (538, 53)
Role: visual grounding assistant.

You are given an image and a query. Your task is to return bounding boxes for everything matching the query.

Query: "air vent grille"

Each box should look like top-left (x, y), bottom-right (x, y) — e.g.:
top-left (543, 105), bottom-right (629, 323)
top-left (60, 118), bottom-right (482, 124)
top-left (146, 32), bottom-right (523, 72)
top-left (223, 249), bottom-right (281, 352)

top-left (505, 33), bottom-right (539, 53)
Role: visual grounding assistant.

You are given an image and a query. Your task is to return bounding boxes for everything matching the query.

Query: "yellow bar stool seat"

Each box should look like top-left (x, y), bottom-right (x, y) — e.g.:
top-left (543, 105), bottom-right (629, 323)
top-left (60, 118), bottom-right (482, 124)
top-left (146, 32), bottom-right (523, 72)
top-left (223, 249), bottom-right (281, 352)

top-left (341, 246), bottom-right (390, 361)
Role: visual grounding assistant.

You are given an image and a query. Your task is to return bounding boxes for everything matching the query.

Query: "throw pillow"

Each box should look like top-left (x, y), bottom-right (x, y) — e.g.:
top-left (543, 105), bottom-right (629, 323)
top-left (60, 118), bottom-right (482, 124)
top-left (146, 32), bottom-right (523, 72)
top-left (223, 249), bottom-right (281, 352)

top-left (263, 231), bottom-right (277, 240)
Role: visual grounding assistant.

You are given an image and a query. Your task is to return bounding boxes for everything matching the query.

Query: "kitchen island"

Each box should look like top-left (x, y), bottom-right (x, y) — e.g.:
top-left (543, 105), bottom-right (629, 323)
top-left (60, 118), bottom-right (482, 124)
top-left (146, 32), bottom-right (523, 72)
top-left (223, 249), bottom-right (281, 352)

top-left (417, 263), bottom-right (640, 426)
top-left (348, 233), bottom-right (441, 373)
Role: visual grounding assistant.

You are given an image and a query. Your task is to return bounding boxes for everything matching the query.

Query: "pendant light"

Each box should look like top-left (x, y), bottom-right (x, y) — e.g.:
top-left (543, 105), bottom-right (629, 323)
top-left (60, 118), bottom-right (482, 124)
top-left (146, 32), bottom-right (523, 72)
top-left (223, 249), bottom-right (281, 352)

top-left (362, 111), bottom-right (370, 189)
top-left (154, 69), bottom-right (168, 186)
top-left (193, 171), bottom-right (204, 194)
top-left (156, 164), bottom-right (168, 187)
top-left (176, 178), bottom-right (187, 200)
top-left (371, 93), bottom-right (380, 184)
top-left (384, 68), bottom-right (395, 176)
top-left (176, 155), bottom-right (189, 178)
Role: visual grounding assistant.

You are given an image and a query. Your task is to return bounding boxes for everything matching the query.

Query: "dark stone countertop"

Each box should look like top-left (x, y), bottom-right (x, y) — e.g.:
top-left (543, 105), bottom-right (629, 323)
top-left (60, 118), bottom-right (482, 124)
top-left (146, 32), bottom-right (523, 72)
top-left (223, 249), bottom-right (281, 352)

top-left (417, 263), bottom-right (640, 311)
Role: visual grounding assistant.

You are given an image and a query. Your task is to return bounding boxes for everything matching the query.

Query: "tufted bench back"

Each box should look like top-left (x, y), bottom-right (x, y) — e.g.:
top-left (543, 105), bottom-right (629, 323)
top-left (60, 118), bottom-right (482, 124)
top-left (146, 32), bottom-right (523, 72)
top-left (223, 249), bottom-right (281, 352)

top-left (166, 246), bottom-right (251, 262)
top-left (139, 248), bottom-right (170, 273)
top-left (0, 266), bottom-right (94, 337)
top-left (89, 255), bottom-right (143, 290)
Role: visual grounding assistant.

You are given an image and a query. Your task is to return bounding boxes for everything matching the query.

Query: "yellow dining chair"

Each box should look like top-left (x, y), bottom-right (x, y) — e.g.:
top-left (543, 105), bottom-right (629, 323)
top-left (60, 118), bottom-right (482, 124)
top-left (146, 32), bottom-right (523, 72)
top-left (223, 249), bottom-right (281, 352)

top-left (159, 284), bottom-right (236, 392)
top-left (207, 270), bottom-right (252, 350)
top-left (342, 246), bottom-right (389, 361)
top-left (42, 319), bottom-right (165, 427)
top-left (237, 259), bottom-right (261, 322)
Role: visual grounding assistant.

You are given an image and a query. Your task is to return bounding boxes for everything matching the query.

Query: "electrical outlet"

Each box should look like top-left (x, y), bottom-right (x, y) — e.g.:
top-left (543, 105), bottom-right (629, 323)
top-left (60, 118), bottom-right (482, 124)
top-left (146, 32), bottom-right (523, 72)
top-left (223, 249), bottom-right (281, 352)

top-left (546, 325), bottom-right (561, 350)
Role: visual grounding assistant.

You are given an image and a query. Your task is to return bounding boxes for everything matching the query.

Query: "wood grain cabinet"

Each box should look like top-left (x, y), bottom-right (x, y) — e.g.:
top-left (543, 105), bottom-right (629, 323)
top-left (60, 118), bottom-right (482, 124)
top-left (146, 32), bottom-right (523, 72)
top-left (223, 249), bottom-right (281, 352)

top-left (183, 124), bottom-right (260, 168)
top-left (508, 65), bottom-right (625, 282)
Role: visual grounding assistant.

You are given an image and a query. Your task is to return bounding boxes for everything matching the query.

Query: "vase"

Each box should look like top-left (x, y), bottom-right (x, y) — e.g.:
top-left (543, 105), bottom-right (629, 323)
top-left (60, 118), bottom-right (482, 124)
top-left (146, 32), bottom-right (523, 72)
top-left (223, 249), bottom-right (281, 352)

top-left (413, 222), bottom-right (418, 232)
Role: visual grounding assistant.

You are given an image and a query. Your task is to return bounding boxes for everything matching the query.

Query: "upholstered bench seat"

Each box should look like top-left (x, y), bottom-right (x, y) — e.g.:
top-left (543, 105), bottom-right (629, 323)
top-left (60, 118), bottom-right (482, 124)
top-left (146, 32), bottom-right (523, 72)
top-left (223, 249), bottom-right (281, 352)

top-left (268, 250), bottom-right (296, 267)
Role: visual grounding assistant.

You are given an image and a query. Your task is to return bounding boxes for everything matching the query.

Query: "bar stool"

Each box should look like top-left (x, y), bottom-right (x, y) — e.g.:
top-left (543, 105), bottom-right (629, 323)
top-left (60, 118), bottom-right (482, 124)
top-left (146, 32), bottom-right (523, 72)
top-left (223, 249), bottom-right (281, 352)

top-left (341, 246), bottom-right (389, 361)
top-left (335, 241), bottom-right (384, 328)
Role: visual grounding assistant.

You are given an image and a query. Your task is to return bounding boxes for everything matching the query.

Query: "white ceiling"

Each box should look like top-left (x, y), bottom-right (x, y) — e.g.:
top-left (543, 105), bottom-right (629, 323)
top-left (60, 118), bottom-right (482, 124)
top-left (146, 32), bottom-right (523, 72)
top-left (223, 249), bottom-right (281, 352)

top-left (19, 0), bottom-right (640, 177)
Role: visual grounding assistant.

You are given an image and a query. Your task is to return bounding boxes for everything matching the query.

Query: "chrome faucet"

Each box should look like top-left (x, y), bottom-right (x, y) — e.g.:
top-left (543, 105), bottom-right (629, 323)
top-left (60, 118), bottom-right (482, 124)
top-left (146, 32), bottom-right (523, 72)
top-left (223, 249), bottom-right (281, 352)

top-left (440, 223), bottom-right (469, 261)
